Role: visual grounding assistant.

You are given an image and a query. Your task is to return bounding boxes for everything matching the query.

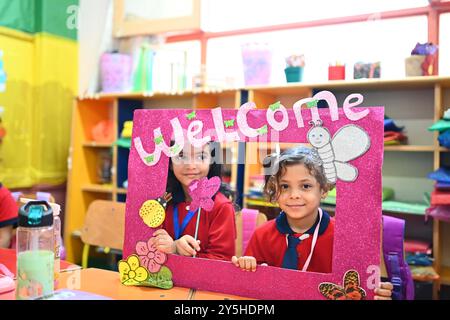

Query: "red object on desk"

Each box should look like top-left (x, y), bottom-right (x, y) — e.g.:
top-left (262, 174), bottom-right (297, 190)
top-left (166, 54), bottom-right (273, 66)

top-left (0, 248), bottom-right (77, 278)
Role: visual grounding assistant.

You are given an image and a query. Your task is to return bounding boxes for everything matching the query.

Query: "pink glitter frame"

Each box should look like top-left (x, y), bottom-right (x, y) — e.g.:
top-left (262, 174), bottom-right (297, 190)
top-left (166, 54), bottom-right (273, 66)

top-left (124, 106), bottom-right (384, 300)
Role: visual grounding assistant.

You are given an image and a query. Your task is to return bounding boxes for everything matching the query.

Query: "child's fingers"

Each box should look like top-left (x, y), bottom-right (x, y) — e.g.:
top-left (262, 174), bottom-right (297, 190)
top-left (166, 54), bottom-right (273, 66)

top-left (244, 257), bottom-right (255, 272)
top-left (178, 239), bottom-right (196, 256)
top-left (176, 242), bottom-right (193, 256)
top-left (374, 295), bottom-right (391, 300)
top-left (250, 258), bottom-right (257, 272)
top-left (238, 257), bottom-right (247, 270)
top-left (374, 288), bottom-right (392, 298)
top-left (153, 229), bottom-right (169, 237)
top-left (380, 282), bottom-right (393, 291)
top-left (231, 256), bottom-right (239, 267)
top-left (184, 236), bottom-right (201, 252)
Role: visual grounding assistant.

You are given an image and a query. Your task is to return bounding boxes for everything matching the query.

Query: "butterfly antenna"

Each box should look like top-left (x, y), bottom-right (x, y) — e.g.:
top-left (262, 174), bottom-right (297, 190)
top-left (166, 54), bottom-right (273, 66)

top-left (163, 192), bottom-right (172, 203)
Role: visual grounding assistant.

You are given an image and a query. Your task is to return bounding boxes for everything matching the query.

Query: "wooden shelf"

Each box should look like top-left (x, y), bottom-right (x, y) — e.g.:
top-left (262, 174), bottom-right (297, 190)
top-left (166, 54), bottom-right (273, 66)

top-left (117, 188), bottom-right (128, 194)
top-left (77, 76), bottom-right (450, 101)
top-left (245, 198), bottom-right (278, 208)
top-left (244, 76), bottom-right (450, 94)
top-left (81, 184), bottom-right (114, 194)
top-left (384, 145), bottom-right (436, 152)
top-left (82, 141), bottom-right (113, 148)
top-left (440, 266), bottom-right (450, 286)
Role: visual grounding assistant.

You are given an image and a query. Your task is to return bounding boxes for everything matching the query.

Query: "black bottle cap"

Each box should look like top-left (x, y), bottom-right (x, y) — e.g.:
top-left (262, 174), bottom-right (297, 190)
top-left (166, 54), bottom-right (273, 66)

top-left (18, 201), bottom-right (53, 228)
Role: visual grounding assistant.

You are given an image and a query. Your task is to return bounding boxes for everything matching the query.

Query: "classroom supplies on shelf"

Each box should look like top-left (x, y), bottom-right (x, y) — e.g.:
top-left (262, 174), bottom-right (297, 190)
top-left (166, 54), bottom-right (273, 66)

top-left (406, 253), bottom-right (433, 266)
top-left (91, 120), bottom-right (114, 143)
top-left (437, 129), bottom-right (450, 148)
top-left (133, 45), bottom-right (155, 92)
top-left (384, 116), bottom-right (408, 145)
top-left (381, 201), bottom-right (428, 215)
top-left (328, 63), bottom-right (345, 80)
top-left (321, 187), bottom-right (394, 206)
top-left (100, 52), bottom-right (132, 93)
top-left (404, 240), bottom-right (432, 255)
top-left (284, 54), bottom-right (305, 83)
top-left (428, 119), bottom-right (450, 132)
top-left (241, 43), bottom-right (272, 86)
top-left (409, 265), bottom-right (439, 282)
top-left (121, 121), bottom-right (133, 138)
top-left (425, 205), bottom-right (450, 223)
top-left (406, 42), bottom-right (438, 77)
top-left (353, 61), bottom-right (380, 79)
top-left (427, 167), bottom-right (450, 183)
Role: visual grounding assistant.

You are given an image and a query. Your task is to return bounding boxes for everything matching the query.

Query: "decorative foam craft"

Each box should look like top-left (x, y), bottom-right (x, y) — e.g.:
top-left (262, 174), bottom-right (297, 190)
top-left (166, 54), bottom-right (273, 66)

top-left (122, 90), bottom-right (384, 300)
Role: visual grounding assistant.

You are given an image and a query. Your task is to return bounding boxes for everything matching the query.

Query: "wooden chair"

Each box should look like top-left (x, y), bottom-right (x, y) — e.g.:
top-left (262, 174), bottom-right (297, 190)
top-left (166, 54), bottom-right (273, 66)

top-left (81, 200), bottom-right (125, 269)
top-left (235, 209), bottom-right (268, 257)
top-left (12, 191), bottom-right (55, 208)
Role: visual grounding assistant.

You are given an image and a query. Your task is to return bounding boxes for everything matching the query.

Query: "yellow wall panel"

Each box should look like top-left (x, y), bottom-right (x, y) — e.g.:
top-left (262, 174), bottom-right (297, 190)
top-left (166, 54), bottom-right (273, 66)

top-left (32, 33), bottom-right (78, 184)
top-left (0, 31), bottom-right (78, 188)
top-left (0, 32), bottom-right (34, 187)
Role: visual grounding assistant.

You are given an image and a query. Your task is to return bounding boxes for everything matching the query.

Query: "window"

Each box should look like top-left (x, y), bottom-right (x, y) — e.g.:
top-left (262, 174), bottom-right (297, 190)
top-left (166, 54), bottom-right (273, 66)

top-left (202, 0), bottom-right (428, 32)
top-left (206, 16), bottom-right (428, 86)
top-left (440, 13), bottom-right (450, 75)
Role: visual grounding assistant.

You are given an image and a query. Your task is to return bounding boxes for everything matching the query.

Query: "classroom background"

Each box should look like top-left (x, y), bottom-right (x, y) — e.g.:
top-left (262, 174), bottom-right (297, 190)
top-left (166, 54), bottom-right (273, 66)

top-left (1, 0), bottom-right (450, 300)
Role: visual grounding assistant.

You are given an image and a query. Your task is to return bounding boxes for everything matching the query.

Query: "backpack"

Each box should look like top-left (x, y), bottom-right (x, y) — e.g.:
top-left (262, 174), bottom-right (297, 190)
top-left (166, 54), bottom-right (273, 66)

top-left (382, 215), bottom-right (415, 300)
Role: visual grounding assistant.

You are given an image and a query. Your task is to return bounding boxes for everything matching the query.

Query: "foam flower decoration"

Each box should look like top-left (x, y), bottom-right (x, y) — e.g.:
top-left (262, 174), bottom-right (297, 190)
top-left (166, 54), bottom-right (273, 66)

top-left (118, 255), bottom-right (149, 286)
top-left (188, 176), bottom-right (221, 212)
top-left (147, 266), bottom-right (173, 289)
top-left (136, 238), bottom-right (167, 273)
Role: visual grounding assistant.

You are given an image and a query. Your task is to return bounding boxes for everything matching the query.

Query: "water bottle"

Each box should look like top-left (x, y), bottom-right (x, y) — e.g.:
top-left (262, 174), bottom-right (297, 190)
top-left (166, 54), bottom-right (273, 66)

top-left (16, 201), bottom-right (54, 300)
top-left (49, 203), bottom-right (61, 287)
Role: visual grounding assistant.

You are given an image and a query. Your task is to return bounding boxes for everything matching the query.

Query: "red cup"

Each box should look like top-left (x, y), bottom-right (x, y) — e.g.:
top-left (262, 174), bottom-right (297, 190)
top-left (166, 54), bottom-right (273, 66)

top-left (328, 65), bottom-right (345, 80)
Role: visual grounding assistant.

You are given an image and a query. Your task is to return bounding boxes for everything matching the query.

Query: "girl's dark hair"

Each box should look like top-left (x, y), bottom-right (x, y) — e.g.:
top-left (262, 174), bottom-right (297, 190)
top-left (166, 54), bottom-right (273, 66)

top-left (262, 146), bottom-right (334, 202)
top-left (166, 141), bottom-right (239, 209)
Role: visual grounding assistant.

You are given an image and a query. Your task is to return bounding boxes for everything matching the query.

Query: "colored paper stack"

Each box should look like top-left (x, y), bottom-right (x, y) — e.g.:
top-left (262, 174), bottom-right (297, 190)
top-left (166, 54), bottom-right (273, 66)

top-left (426, 167), bottom-right (450, 223)
top-left (428, 108), bottom-right (450, 149)
top-left (384, 116), bottom-right (407, 145)
top-left (404, 240), bottom-right (439, 282)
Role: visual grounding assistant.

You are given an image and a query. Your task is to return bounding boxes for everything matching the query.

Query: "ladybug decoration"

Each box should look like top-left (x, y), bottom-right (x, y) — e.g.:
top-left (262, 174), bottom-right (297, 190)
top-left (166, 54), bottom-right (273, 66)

top-left (139, 192), bottom-right (172, 228)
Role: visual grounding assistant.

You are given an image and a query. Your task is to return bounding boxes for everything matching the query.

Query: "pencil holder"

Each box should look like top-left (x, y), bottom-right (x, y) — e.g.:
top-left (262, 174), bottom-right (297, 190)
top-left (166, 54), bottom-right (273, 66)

top-left (328, 65), bottom-right (345, 80)
top-left (284, 66), bottom-right (304, 83)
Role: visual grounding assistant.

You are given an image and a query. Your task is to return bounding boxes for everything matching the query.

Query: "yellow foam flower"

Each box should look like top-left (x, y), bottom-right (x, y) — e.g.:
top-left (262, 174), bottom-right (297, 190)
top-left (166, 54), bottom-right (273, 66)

top-left (118, 254), bottom-right (149, 286)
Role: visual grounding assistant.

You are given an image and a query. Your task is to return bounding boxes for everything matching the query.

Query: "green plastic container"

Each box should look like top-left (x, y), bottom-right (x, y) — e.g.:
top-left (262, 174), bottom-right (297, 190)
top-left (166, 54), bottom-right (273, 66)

top-left (284, 66), bottom-right (303, 82)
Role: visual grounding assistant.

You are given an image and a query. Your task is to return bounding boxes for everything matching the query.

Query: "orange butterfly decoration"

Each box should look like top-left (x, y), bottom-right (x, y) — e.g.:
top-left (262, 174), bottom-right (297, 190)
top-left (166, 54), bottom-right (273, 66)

top-left (319, 270), bottom-right (366, 300)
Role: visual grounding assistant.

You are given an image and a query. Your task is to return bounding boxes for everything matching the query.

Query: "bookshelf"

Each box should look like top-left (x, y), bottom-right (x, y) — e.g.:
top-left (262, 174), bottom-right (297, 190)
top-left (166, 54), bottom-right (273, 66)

top-left (65, 76), bottom-right (450, 298)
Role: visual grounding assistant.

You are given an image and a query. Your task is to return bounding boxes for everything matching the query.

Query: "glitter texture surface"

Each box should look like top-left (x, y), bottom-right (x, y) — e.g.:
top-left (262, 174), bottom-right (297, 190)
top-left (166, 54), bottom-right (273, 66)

top-left (124, 106), bottom-right (384, 300)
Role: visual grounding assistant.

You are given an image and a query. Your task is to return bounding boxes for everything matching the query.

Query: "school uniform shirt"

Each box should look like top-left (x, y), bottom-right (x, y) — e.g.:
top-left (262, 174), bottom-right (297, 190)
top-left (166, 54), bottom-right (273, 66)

top-left (162, 192), bottom-right (236, 261)
top-left (0, 183), bottom-right (19, 228)
top-left (244, 210), bottom-right (334, 273)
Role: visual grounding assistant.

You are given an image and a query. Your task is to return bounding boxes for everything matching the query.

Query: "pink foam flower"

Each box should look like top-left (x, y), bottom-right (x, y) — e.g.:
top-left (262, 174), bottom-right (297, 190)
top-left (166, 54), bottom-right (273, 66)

top-left (135, 239), bottom-right (167, 273)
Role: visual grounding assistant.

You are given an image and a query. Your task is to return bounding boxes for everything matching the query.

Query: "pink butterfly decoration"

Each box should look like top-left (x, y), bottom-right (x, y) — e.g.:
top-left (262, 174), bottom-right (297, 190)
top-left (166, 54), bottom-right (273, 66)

top-left (188, 176), bottom-right (221, 212)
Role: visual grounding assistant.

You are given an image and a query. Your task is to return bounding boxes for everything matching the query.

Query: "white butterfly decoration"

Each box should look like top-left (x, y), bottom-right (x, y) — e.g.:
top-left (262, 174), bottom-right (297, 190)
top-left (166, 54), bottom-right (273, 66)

top-left (307, 121), bottom-right (370, 183)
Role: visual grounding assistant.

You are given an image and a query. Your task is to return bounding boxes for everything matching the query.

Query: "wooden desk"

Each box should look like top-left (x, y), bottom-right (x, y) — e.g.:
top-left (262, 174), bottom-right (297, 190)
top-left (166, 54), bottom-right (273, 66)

top-left (192, 289), bottom-right (254, 300)
top-left (0, 248), bottom-right (80, 278)
top-left (1, 267), bottom-right (250, 300)
top-left (58, 268), bottom-right (191, 300)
